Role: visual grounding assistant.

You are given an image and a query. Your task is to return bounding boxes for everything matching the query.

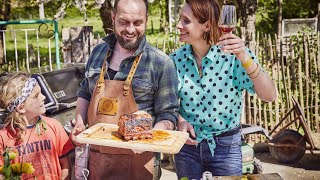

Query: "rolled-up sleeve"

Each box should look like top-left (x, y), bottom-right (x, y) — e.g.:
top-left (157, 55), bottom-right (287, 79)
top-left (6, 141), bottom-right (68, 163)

top-left (77, 70), bottom-right (91, 101)
top-left (153, 57), bottom-right (179, 127)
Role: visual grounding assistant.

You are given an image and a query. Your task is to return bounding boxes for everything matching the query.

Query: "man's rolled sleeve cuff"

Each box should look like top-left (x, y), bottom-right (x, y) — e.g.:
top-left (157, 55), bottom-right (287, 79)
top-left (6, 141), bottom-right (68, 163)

top-left (154, 113), bottom-right (178, 129)
top-left (77, 90), bottom-right (91, 101)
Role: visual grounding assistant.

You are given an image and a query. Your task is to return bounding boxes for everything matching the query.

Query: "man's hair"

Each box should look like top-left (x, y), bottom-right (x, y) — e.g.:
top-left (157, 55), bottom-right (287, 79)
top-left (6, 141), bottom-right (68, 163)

top-left (186, 0), bottom-right (221, 45)
top-left (113, 0), bottom-right (149, 14)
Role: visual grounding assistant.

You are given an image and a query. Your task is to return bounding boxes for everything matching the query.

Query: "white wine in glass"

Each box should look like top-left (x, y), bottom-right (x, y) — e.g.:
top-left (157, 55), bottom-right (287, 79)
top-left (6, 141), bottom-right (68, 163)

top-left (218, 4), bottom-right (237, 54)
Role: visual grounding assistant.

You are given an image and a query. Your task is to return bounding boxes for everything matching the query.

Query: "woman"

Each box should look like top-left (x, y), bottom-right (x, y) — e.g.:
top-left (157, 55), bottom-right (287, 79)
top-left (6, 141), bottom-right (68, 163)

top-left (170, 0), bottom-right (277, 179)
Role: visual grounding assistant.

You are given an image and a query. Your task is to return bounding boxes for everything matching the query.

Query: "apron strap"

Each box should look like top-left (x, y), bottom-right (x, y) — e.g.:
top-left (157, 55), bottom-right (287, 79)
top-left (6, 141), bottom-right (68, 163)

top-left (97, 50), bottom-right (111, 93)
top-left (123, 54), bottom-right (142, 96)
top-left (96, 50), bottom-right (142, 96)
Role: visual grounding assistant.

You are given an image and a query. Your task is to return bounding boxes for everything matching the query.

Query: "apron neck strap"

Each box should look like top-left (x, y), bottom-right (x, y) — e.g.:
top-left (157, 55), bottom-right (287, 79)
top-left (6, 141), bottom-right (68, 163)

top-left (97, 50), bottom-right (143, 96)
top-left (97, 50), bottom-right (111, 93)
top-left (123, 54), bottom-right (142, 96)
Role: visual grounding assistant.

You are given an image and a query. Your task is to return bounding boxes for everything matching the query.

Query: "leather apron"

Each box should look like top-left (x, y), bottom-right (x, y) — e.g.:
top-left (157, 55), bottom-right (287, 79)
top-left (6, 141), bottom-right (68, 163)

top-left (87, 51), bottom-right (154, 180)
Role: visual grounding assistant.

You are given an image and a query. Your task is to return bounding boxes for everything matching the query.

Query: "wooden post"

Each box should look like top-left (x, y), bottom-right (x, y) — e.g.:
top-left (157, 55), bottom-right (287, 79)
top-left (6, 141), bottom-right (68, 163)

top-left (313, 32), bottom-right (320, 131)
top-left (151, 19), bottom-right (154, 34)
top-left (309, 34), bottom-right (315, 131)
top-left (274, 34), bottom-right (280, 128)
top-left (256, 33), bottom-right (263, 141)
top-left (290, 38), bottom-right (297, 98)
top-left (268, 34), bottom-right (275, 130)
top-left (62, 26), bottom-right (93, 63)
top-left (168, 0), bottom-right (172, 33)
top-left (162, 38), bottom-right (166, 53)
top-left (39, 2), bottom-right (45, 20)
top-left (304, 34), bottom-right (310, 127)
top-left (317, 32), bottom-right (320, 79)
top-left (262, 33), bottom-right (268, 132)
top-left (297, 35), bottom-right (305, 115)
top-left (285, 37), bottom-right (294, 128)
top-left (318, 3), bottom-right (320, 31)
top-left (277, 0), bottom-right (283, 37)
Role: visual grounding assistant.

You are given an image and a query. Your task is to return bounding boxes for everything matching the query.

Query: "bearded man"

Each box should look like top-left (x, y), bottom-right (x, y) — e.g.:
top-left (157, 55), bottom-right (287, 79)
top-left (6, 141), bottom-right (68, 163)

top-left (70, 0), bottom-right (179, 179)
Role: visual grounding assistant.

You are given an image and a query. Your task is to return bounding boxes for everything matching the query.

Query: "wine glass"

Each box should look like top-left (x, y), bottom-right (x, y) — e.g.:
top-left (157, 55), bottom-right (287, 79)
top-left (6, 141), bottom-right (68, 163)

top-left (218, 5), bottom-right (237, 54)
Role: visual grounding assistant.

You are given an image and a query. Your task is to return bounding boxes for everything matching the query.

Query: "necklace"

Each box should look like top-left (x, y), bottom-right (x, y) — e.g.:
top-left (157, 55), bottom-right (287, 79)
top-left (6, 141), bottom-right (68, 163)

top-left (35, 118), bottom-right (47, 136)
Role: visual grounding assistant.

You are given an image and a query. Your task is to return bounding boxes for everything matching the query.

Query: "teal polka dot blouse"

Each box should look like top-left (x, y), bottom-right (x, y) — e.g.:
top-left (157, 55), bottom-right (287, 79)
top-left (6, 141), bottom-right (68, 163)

top-left (170, 44), bottom-right (261, 155)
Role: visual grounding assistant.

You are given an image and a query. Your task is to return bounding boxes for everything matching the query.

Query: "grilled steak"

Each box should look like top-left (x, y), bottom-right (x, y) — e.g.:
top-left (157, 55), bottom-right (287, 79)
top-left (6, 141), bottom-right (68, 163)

top-left (118, 111), bottom-right (153, 140)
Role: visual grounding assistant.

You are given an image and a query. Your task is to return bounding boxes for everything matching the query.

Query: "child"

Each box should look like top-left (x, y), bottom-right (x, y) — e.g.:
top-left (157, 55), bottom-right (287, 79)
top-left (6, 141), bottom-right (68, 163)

top-left (0, 72), bottom-right (74, 180)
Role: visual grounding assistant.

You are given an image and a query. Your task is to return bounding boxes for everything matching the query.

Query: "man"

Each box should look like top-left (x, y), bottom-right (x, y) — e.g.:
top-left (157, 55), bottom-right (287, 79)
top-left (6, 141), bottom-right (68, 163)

top-left (70, 0), bottom-right (179, 179)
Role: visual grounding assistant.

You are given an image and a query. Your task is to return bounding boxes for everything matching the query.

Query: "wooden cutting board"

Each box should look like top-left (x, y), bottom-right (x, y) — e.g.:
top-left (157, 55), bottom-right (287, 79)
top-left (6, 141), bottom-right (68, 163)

top-left (76, 123), bottom-right (189, 154)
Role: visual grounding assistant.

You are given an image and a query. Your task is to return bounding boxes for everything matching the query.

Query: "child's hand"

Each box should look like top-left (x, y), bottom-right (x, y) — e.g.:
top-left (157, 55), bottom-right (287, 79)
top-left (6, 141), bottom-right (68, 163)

top-left (70, 122), bottom-right (86, 146)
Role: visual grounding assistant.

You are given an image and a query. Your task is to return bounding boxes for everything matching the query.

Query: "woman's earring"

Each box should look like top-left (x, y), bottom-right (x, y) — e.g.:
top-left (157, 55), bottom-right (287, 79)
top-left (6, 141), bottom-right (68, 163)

top-left (203, 31), bottom-right (207, 40)
top-left (203, 31), bottom-right (209, 40)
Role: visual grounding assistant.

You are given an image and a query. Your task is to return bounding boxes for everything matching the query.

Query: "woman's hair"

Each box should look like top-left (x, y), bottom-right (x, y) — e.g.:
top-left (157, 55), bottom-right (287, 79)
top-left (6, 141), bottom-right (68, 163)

top-left (186, 0), bottom-right (221, 45)
top-left (0, 72), bottom-right (30, 143)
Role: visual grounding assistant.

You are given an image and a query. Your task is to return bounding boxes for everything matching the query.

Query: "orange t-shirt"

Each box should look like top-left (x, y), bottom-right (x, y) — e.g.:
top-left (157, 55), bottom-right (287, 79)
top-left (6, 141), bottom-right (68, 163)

top-left (0, 116), bottom-right (74, 180)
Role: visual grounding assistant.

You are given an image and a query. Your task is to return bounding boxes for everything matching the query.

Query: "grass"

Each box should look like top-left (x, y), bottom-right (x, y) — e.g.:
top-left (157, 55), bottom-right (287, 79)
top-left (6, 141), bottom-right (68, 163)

top-left (1, 14), bottom-right (176, 73)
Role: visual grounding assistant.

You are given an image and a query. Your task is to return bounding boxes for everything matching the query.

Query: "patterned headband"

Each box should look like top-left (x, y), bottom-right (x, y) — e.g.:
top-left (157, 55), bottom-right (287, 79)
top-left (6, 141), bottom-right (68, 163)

top-left (7, 78), bottom-right (38, 112)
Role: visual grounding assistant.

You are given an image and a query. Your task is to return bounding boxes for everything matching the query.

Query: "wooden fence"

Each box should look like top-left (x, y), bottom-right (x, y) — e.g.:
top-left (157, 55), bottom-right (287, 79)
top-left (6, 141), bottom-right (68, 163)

top-left (243, 32), bottom-right (320, 142)
top-left (156, 32), bottom-right (320, 143)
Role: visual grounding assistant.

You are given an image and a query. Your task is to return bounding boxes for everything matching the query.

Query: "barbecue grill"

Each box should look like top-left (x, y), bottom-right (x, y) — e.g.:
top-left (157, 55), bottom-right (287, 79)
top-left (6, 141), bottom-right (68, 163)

top-left (33, 65), bottom-right (85, 127)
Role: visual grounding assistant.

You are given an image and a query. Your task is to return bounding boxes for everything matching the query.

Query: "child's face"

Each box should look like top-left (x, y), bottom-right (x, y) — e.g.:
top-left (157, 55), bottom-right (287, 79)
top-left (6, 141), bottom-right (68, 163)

top-left (23, 84), bottom-right (46, 120)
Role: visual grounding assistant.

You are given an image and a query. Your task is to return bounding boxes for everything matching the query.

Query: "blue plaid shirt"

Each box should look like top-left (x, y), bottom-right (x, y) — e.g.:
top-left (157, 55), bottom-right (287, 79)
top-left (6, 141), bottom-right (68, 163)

top-left (78, 33), bottom-right (179, 126)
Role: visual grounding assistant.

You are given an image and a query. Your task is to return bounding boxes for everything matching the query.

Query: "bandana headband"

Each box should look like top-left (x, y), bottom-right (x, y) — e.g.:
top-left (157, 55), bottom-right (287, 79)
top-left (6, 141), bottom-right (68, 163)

top-left (7, 78), bottom-right (38, 112)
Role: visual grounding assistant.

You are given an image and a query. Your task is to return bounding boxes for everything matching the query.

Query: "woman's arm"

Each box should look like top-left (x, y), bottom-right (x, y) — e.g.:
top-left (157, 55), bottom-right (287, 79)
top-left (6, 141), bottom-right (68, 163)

top-left (60, 156), bottom-right (72, 180)
top-left (240, 56), bottom-right (277, 102)
top-left (218, 33), bottom-right (277, 102)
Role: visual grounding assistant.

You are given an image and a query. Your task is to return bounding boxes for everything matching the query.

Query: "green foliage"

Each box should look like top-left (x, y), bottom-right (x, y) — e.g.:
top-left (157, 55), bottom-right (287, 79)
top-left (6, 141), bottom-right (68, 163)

top-left (282, 0), bottom-right (318, 19)
top-left (8, 1), bottom-right (100, 21)
top-left (256, 0), bottom-right (319, 34)
top-left (256, 0), bottom-right (278, 34)
top-left (148, 0), bottom-right (162, 16)
top-left (10, 6), bottom-right (37, 20)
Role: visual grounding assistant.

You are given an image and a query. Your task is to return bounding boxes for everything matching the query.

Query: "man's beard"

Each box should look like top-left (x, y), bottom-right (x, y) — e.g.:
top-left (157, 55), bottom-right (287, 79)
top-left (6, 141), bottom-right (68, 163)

top-left (114, 29), bottom-right (144, 51)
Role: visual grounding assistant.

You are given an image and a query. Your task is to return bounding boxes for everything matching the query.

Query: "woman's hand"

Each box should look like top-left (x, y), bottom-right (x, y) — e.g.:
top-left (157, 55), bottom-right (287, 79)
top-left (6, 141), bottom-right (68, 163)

top-left (216, 33), bottom-right (247, 62)
top-left (217, 33), bottom-right (277, 102)
top-left (177, 115), bottom-right (198, 145)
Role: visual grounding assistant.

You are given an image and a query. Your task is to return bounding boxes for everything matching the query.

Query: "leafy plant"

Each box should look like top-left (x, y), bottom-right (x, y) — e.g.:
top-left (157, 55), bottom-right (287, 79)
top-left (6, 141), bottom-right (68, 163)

top-left (0, 148), bottom-right (35, 180)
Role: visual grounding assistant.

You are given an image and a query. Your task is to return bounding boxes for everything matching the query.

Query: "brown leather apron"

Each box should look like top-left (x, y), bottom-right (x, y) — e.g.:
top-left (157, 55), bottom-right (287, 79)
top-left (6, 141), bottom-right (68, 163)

top-left (87, 52), bottom-right (154, 180)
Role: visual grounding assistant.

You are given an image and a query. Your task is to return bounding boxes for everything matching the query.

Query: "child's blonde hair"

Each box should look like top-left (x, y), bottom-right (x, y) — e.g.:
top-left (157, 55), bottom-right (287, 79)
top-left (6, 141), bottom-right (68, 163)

top-left (0, 72), bottom-right (30, 144)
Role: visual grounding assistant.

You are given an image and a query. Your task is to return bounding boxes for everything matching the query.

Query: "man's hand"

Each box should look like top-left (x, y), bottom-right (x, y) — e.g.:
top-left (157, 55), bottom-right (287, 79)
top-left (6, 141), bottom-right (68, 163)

top-left (71, 98), bottom-right (89, 146)
top-left (153, 120), bottom-right (175, 130)
top-left (177, 116), bottom-right (198, 145)
top-left (70, 122), bottom-right (86, 146)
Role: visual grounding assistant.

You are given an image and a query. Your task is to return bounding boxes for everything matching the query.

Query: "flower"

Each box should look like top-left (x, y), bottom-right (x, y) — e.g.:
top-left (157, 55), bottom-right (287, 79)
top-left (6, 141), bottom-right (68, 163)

top-left (11, 162), bottom-right (35, 175)
top-left (1, 148), bottom-right (35, 179)
top-left (9, 152), bottom-right (17, 160)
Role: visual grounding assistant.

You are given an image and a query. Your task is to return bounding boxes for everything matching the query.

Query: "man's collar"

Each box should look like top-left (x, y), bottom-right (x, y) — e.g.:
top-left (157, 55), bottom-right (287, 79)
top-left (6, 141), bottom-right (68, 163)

top-left (102, 33), bottom-right (146, 56)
